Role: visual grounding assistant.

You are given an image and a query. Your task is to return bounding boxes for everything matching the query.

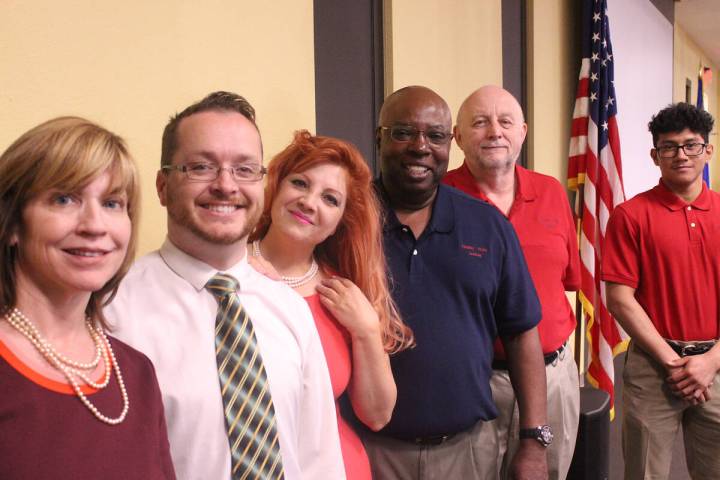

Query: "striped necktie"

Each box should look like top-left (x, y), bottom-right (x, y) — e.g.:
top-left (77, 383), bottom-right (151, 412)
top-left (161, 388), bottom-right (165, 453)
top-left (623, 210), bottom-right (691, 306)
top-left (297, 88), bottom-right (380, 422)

top-left (206, 273), bottom-right (285, 479)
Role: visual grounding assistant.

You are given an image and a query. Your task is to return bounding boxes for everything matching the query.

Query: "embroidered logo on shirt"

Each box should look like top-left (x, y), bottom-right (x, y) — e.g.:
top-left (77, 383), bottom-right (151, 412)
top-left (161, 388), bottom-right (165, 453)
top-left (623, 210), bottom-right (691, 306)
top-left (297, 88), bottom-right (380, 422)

top-left (539, 217), bottom-right (560, 230)
top-left (461, 244), bottom-right (488, 258)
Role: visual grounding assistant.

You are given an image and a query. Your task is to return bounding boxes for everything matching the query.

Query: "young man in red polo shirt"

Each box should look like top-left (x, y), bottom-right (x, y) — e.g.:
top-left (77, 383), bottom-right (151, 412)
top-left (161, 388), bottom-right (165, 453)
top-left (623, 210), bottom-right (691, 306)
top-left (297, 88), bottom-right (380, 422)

top-left (603, 103), bottom-right (719, 479)
top-left (444, 85), bottom-right (581, 480)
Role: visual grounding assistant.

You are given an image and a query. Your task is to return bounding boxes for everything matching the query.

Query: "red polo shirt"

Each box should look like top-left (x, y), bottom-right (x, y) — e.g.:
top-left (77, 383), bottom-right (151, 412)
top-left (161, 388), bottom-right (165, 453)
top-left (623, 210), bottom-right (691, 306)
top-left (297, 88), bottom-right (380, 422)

top-left (602, 181), bottom-right (720, 341)
top-left (443, 162), bottom-right (580, 355)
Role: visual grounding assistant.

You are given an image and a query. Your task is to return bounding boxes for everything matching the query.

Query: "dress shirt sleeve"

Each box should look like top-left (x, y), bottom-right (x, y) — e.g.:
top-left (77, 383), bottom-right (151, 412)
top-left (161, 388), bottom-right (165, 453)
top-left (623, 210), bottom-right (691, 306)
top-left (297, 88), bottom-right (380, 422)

top-left (152, 368), bottom-right (177, 480)
top-left (297, 311), bottom-right (347, 480)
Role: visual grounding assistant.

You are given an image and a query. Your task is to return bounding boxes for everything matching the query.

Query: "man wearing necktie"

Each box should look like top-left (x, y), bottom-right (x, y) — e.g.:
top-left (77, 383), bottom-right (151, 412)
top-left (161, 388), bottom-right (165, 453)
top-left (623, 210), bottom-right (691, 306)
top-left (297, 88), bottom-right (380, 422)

top-left (106, 91), bottom-right (345, 480)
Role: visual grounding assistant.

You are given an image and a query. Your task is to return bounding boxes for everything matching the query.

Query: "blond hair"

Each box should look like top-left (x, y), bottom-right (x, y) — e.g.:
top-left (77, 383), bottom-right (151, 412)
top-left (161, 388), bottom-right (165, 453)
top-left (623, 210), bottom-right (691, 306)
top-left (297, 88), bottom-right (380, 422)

top-left (0, 116), bottom-right (140, 329)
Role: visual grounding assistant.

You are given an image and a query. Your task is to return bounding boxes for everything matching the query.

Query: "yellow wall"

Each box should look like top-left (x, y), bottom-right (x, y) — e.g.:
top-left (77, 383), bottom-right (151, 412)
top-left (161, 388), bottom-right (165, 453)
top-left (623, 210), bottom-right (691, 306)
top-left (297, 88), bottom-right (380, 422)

top-left (0, 1), bottom-right (316, 256)
top-left (673, 25), bottom-right (719, 189)
top-left (526, 0), bottom-right (581, 360)
top-left (386, 0), bottom-right (575, 176)
top-left (526, 0), bottom-right (577, 179)
top-left (385, 0), bottom-right (503, 169)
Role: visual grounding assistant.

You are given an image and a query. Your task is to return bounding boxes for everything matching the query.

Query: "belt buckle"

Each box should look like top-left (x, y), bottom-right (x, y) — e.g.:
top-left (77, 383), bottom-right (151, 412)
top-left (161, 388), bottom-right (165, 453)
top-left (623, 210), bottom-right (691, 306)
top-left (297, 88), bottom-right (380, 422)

top-left (556, 342), bottom-right (567, 364)
top-left (681, 343), bottom-right (711, 356)
top-left (547, 341), bottom-right (567, 367)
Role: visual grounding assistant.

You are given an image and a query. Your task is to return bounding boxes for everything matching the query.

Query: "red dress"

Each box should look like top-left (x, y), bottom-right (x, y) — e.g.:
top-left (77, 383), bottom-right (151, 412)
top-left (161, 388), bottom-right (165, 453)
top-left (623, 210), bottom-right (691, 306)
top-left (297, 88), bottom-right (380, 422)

top-left (305, 294), bottom-right (372, 480)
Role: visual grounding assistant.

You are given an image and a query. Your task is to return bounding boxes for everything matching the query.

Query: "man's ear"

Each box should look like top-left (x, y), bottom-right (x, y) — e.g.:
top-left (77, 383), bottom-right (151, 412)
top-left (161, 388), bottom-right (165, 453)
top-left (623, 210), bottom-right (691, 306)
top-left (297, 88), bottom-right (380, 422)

top-left (157, 169), bottom-right (168, 206)
top-left (650, 148), bottom-right (660, 166)
top-left (453, 125), bottom-right (462, 150)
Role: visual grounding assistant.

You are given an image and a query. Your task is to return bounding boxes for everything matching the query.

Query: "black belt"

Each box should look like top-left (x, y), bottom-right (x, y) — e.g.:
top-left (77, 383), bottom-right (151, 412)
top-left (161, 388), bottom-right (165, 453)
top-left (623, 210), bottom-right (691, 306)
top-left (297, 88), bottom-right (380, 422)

top-left (492, 341), bottom-right (567, 371)
top-left (666, 339), bottom-right (716, 357)
top-left (411, 434), bottom-right (453, 446)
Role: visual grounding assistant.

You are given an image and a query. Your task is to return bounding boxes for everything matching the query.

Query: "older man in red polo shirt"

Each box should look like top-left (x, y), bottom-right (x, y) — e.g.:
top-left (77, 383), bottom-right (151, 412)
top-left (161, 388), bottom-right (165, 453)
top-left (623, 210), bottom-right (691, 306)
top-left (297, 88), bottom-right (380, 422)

top-left (443, 85), bottom-right (581, 480)
top-left (603, 103), bottom-right (720, 479)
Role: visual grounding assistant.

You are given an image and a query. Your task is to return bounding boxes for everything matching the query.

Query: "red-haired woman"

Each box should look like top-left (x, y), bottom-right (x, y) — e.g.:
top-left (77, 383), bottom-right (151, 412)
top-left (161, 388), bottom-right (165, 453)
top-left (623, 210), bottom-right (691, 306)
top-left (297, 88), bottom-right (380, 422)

top-left (250, 130), bottom-right (413, 479)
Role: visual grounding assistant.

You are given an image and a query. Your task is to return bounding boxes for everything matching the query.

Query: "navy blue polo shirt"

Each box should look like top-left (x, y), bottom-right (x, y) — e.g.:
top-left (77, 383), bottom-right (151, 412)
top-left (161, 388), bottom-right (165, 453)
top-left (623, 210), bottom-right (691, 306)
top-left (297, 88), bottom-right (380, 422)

top-left (376, 182), bottom-right (541, 439)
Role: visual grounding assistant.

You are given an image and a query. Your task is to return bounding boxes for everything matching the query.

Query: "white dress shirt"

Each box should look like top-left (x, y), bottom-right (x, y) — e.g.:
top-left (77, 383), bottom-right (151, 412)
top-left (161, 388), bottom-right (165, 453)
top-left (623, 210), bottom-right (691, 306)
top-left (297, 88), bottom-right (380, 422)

top-left (105, 239), bottom-right (345, 480)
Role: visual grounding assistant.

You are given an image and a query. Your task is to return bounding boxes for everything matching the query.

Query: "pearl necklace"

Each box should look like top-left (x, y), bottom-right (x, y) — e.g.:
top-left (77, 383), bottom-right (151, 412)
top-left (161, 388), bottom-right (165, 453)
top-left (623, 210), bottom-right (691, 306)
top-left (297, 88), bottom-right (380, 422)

top-left (7, 311), bottom-right (102, 371)
top-left (4, 308), bottom-right (129, 425)
top-left (252, 240), bottom-right (319, 288)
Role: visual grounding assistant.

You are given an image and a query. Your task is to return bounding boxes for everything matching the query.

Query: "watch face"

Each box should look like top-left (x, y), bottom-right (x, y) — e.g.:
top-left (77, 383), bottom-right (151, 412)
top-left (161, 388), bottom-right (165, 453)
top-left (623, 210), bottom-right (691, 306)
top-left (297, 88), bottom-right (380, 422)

top-left (540, 426), bottom-right (554, 445)
top-left (521, 425), bottom-right (554, 447)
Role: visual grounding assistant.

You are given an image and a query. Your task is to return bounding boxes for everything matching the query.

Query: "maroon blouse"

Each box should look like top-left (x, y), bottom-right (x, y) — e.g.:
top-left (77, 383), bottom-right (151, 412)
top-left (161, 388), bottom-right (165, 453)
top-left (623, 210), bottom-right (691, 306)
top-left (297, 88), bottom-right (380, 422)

top-left (0, 335), bottom-right (175, 479)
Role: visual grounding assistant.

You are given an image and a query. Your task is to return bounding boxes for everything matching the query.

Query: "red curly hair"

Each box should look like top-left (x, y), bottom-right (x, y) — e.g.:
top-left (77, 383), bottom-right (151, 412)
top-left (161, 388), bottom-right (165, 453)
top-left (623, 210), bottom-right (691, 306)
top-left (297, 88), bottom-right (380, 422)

top-left (252, 130), bottom-right (413, 353)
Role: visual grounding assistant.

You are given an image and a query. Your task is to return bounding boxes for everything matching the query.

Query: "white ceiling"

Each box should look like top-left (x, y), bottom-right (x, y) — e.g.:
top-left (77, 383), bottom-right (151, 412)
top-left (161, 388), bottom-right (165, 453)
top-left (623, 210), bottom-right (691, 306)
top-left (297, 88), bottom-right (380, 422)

top-left (674, 0), bottom-right (720, 66)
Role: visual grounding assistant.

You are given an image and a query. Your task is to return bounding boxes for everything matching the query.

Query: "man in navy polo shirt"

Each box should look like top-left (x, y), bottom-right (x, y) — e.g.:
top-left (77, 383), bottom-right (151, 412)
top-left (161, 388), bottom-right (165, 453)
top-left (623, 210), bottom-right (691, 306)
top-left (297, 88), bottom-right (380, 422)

top-left (362, 85), bottom-right (549, 480)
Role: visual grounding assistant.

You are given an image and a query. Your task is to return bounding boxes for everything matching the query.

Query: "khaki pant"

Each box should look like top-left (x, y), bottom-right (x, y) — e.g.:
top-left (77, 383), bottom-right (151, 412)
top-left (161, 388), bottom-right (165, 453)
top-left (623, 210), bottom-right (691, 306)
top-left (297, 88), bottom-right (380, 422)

top-left (362, 419), bottom-right (498, 480)
top-left (623, 341), bottom-right (720, 479)
top-left (491, 345), bottom-right (580, 480)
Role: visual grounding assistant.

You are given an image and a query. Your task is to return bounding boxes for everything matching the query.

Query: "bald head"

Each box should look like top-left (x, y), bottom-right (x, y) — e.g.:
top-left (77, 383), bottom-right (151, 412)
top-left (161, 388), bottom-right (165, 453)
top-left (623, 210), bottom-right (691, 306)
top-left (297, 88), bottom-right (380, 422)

top-left (454, 85), bottom-right (527, 175)
top-left (379, 86), bottom-right (451, 128)
top-left (456, 85), bottom-right (525, 127)
top-left (377, 86), bottom-right (452, 210)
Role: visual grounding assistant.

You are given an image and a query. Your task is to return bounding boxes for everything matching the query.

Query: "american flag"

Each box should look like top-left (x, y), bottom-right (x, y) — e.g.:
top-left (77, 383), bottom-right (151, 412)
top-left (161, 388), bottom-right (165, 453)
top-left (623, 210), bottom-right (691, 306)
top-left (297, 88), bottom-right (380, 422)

top-left (567, 0), bottom-right (628, 418)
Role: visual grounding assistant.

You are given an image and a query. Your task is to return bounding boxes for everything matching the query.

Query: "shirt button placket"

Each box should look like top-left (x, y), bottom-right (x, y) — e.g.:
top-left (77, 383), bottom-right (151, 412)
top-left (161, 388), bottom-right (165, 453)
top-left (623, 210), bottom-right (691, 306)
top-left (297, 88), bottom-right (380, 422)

top-left (404, 225), bottom-right (420, 281)
top-left (409, 246), bottom-right (421, 282)
top-left (686, 206), bottom-right (700, 242)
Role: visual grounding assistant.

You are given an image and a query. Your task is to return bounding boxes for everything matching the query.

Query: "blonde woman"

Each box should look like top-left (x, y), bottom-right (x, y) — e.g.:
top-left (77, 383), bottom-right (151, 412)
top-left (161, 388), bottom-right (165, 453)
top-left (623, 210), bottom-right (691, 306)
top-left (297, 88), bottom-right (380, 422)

top-left (0, 117), bottom-right (174, 479)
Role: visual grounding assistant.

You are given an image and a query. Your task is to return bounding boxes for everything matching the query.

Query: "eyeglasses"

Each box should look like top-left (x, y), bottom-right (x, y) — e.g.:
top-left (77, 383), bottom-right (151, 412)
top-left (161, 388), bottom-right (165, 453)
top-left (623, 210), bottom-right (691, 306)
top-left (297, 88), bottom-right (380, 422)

top-left (379, 125), bottom-right (453, 146)
top-left (162, 162), bottom-right (267, 182)
top-left (655, 143), bottom-right (708, 159)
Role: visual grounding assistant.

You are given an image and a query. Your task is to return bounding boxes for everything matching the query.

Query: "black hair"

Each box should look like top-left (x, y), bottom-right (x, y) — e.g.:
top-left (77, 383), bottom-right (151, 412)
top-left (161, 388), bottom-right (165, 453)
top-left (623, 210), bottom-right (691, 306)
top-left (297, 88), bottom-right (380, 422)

top-left (648, 102), bottom-right (714, 146)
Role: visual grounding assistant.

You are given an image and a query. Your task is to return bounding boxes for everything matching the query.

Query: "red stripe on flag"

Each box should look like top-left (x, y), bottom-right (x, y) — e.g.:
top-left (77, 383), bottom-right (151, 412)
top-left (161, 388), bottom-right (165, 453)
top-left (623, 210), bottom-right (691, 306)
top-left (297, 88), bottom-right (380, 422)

top-left (571, 118), bottom-right (588, 137)
top-left (567, 0), bottom-right (628, 419)
top-left (576, 77), bottom-right (590, 98)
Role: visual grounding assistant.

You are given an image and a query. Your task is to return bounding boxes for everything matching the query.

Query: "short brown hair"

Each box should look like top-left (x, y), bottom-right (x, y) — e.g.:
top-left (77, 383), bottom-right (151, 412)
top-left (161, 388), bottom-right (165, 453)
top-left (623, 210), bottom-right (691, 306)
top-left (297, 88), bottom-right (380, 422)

top-left (0, 116), bottom-right (140, 329)
top-left (161, 91), bottom-right (261, 167)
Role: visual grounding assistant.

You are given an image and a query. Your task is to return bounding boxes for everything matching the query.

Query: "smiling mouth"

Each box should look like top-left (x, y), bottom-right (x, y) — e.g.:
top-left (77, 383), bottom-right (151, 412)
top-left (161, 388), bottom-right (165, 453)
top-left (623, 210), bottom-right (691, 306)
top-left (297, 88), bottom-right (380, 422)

top-left (405, 165), bottom-right (431, 176)
top-left (291, 211), bottom-right (313, 225)
top-left (202, 204), bottom-right (240, 214)
top-left (482, 145), bottom-right (507, 150)
top-left (64, 249), bottom-right (109, 257)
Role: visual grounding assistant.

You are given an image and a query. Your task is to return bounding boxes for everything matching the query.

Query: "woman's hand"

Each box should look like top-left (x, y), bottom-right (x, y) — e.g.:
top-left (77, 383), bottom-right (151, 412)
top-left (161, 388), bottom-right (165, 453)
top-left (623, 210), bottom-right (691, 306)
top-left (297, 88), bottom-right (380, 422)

top-left (318, 276), bottom-right (396, 431)
top-left (316, 277), bottom-right (380, 339)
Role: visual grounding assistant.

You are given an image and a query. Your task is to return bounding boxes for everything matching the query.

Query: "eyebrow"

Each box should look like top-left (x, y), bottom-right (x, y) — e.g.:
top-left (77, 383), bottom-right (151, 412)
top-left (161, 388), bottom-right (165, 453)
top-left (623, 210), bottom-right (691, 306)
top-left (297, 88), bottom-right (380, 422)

top-left (324, 188), bottom-right (344, 197)
top-left (188, 151), bottom-right (261, 163)
top-left (392, 122), bottom-right (447, 129)
top-left (105, 186), bottom-right (129, 196)
top-left (658, 137), bottom-right (703, 146)
top-left (472, 112), bottom-right (515, 119)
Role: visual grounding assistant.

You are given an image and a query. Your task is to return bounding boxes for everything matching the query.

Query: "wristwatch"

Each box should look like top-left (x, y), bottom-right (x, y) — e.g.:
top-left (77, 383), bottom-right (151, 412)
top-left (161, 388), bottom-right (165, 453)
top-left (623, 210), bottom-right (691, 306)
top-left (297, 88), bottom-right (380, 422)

top-left (519, 425), bottom-right (553, 447)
